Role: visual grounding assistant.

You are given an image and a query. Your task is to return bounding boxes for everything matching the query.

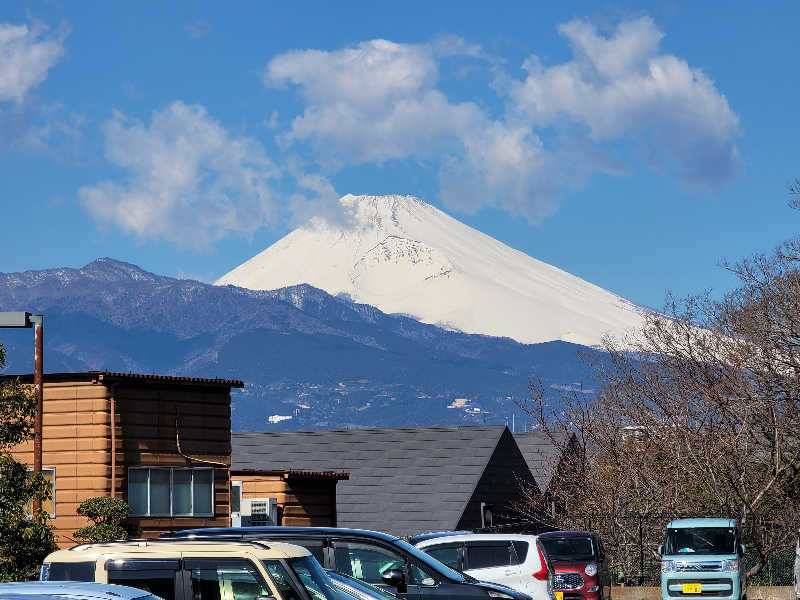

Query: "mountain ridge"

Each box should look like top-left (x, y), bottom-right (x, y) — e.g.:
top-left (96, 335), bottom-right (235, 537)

top-left (0, 258), bottom-right (606, 430)
top-left (217, 194), bottom-right (647, 346)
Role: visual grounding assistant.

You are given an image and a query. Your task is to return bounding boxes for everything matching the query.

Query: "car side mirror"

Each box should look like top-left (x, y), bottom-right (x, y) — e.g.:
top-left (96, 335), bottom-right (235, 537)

top-left (382, 568), bottom-right (407, 593)
top-left (658, 545), bottom-right (663, 557)
top-left (740, 545), bottom-right (747, 555)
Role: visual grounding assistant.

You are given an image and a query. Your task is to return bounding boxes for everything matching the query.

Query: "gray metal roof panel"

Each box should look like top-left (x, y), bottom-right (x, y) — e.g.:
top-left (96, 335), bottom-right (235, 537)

top-left (513, 431), bottom-right (565, 490)
top-left (232, 425), bottom-right (509, 536)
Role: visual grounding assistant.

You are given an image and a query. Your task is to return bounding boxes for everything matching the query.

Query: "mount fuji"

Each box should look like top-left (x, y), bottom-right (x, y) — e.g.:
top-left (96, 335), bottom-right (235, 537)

top-left (217, 194), bottom-right (646, 346)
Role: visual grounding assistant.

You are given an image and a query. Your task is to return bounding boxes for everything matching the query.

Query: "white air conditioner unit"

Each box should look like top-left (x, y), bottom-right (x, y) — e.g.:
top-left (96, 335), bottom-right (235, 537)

top-left (240, 497), bottom-right (278, 526)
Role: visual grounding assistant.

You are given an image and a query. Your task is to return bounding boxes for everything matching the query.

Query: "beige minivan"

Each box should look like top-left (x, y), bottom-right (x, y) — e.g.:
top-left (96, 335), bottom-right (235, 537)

top-left (41, 540), bottom-right (340, 600)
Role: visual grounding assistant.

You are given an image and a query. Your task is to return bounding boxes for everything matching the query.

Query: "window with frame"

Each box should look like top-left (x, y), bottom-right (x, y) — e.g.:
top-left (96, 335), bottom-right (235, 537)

top-left (25, 466), bottom-right (55, 518)
top-left (231, 480), bottom-right (242, 514)
top-left (128, 467), bottom-right (214, 517)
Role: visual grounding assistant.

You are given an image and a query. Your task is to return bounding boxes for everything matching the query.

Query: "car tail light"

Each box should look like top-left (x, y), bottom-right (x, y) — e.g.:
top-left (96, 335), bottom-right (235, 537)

top-left (532, 542), bottom-right (550, 581)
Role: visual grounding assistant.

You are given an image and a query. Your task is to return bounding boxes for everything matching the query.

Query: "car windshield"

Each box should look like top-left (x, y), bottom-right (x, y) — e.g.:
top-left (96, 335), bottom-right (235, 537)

top-left (392, 540), bottom-right (467, 582)
top-left (286, 556), bottom-right (340, 600)
top-left (539, 537), bottom-right (595, 561)
top-left (664, 528), bottom-right (736, 555)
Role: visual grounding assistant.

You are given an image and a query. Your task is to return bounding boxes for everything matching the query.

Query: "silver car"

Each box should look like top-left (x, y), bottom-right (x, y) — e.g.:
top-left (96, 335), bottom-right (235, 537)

top-left (0, 581), bottom-right (162, 600)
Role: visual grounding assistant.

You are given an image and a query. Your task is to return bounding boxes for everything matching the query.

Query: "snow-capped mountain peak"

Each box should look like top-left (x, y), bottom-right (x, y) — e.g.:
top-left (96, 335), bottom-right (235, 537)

top-left (216, 194), bottom-right (645, 346)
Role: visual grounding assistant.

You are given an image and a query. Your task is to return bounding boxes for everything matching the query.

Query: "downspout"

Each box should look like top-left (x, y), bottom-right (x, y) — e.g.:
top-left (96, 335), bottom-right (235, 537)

top-left (110, 383), bottom-right (117, 498)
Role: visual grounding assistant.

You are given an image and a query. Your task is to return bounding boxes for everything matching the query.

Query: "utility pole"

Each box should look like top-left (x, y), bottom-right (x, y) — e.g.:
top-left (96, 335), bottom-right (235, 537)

top-left (0, 312), bottom-right (44, 513)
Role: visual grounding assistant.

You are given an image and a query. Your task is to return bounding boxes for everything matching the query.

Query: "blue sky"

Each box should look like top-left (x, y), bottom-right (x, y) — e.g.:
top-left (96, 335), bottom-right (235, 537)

top-left (0, 1), bottom-right (798, 311)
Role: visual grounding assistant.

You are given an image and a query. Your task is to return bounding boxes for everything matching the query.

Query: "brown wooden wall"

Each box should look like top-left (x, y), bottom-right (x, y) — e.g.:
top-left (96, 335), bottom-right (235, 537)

top-left (10, 379), bottom-right (114, 547)
top-left (236, 475), bottom-right (338, 526)
top-left (10, 378), bottom-right (235, 547)
top-left (114, 383), bottom-right (232, 538)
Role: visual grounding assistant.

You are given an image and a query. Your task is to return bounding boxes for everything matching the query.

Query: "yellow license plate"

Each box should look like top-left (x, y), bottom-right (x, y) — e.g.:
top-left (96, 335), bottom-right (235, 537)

top-left (554, 592), bottom-right (564, 600)
top-left (682, 584), bottom-right (703, 594)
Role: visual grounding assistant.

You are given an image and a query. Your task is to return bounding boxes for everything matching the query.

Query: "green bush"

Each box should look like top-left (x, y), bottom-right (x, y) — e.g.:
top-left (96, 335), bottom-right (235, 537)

top-left (74, 497), bottom-right (134, 543)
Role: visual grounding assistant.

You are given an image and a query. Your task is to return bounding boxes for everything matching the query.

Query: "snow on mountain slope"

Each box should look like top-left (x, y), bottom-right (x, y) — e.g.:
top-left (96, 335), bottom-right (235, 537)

top-left (216, 194), bottom-right (646, 346)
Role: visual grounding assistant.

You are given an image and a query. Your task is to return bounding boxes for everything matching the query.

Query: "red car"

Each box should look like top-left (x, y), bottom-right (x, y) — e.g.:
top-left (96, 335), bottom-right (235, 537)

top-left (537, 531), bottom-right (611, 600)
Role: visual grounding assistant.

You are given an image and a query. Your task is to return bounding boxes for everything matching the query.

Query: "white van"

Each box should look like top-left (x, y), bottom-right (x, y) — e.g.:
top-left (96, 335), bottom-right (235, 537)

top-left (414, 533), bottom-right (554, 600)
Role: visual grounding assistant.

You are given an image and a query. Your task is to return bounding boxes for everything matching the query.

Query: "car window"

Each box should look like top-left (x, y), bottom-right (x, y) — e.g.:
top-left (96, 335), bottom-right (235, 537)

top-left (286, 556), bottom-right (339, 600)
top-left (107, 572), bottom-right (176, 599)
top-left (510, 542), bottom-right (528, 565)
top-left (263, 560), bottom-right (306, 600)
top-left (392, 540), bottom-right (466, 583)
top-left (327, 571), bottom-right (400, 600)
top-left (333, 541), bottom-right (405, 585)
top-left (465, 543), bottom-right (512, 570)
top-left (185, 558), bottom-right (271, 600)
top-left (106, 559), bottom-right (180, 600)
top-left (407, 561), bottom-right (437, 587)
top-left (423, 545), bottom-right (461, 571)
top-left (265, 538), bottom-right (326, 566)
top-left (41, 561), bottom-right (96, 581)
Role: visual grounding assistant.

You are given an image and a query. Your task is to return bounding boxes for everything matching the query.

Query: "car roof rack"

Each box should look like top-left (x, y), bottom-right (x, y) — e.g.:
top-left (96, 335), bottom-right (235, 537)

top-left (68, 538), bottom-right (271, 551)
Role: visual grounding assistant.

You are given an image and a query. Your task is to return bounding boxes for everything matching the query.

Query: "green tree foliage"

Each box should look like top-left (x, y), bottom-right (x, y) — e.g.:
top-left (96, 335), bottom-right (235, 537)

top-left (0, 344), bottom-right (56, 581)
top-left (74, 496), bottom-right (134, 542)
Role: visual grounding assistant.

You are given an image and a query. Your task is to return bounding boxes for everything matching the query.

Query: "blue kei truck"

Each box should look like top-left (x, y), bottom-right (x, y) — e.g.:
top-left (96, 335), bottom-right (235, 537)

top-left (660, 519), bottom-right (746, 600)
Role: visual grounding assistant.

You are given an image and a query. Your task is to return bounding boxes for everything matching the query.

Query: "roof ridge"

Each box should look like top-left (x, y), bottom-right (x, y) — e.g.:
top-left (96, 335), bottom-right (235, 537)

top-left (232, 425), bottom-right (506, 435)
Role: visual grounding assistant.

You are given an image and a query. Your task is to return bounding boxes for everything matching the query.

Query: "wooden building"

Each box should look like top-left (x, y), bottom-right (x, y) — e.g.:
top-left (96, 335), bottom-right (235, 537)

top-left (231, 469), bottom-right (348, 527)
top-left (5, 371), bottom-right (350, 547)
top-left (6, 371), bottom-right (242, 546)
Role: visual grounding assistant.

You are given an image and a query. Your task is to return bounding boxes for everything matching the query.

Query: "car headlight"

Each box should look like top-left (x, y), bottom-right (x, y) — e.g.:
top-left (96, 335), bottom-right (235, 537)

top-left (661, 560), bottom-right (675, 572)
top-left (487, 591), bottom-right (516, 599)
top-left (721, 559), bottom-right (739, 572)
top-left (584, 563), bottom-right (598, 577)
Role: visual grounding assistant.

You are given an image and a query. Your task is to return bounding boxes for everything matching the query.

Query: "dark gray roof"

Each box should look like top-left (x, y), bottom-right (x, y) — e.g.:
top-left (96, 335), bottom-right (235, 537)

top-left (232, 426), bottom-right (508, 536)
top-left (513, 431), bottom-right (564, 491)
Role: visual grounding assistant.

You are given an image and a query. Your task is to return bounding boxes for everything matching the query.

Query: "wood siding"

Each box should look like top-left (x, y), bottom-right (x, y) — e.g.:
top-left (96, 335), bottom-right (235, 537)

top-left (114, 383), bottom-right (232, 538)
top-left (10, 380), bottom-right (113, 547)
top-left (10, 377), bottom-right (235, 547)
top-left (236, 475), bottom-right (338, 526)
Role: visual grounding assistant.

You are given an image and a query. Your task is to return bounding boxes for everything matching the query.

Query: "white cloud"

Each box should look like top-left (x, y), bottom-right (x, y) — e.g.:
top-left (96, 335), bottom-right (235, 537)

top-left (287, 171), bottom-right (352, 228)
top-left (0, 21), bottom-right (66, 103)
top-left (510, 16), bottom-right (741, 187)
top-left (441, 122), bottom-right (557, 220)
top-left (265, 39), bottom-right (470, 164)
top-left (265, 38), bottom-right (554, 221)
top-left (266, 17), bottom-right (741, 224)
top-left (79, 101), bottom-right (280, 252)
